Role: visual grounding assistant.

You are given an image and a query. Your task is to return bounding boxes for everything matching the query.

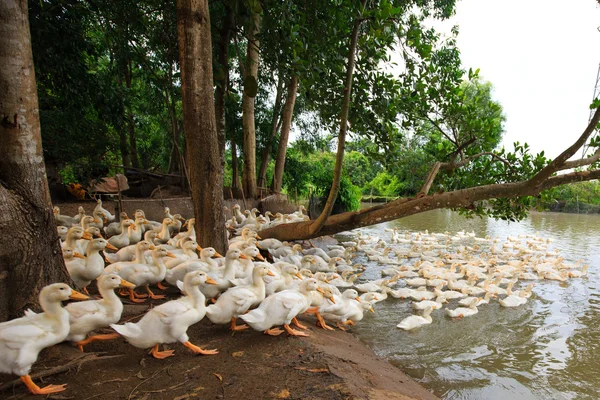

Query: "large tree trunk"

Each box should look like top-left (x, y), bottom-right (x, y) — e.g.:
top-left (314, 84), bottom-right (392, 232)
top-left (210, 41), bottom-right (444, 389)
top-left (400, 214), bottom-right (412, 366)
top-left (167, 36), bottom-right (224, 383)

top-left (0, 0), bottom-right (71, 321)
top-left (176, 0), bottom-right (227, 253)
top-left (215, 6), bottom-right (234, 176)
top-left (272, 75), bottom-right (298, 193)
top-left (259, 168), bottom-right (600, 241)
top-left (241, 8), bottom-right (261, 199)
top-left (257, 74), bottom-right (284, 189)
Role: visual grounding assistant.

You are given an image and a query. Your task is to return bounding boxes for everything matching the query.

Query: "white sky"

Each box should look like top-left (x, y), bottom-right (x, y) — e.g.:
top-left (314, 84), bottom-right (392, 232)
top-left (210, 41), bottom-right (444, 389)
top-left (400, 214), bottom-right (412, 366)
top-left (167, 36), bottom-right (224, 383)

top-left (431, 0), bottom-right (600, 159)
top-left (291, 1), bottom-right (600, 160)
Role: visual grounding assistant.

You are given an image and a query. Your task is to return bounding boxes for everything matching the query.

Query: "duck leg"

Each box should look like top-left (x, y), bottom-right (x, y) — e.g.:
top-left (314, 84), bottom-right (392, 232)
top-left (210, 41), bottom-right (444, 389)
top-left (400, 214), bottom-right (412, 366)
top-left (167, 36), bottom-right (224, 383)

top-left (20, 375), bottom-right (66, 395)
top-left (82, 287), bottom-right (90, 295)
top-left (157, 281), bottom-right (169, 290)
top-left (264, 327), bottom-right (284, 336)
top-left (128, 288), bottom-right (146, 303)
top-left (230, 317), bottom-right (249, 331)
top-left (149, 344), bottom-right (174, 359)
top-left (315, 313), bottom-right (335, 331)
top-left (284, 324), bottom-right (309, 337)
top-left (291, 317), bottom-right (308, 330)
top-left (75, 333), bottom-right (120, 351)
top-left (145, 285), bottom-right (165, 300)
top-left (336, 323), bottom-right (347, 331)
top-left (342, 320), bottom-right (355, 326)
top-left (183, 341), bottom-right (219, 355)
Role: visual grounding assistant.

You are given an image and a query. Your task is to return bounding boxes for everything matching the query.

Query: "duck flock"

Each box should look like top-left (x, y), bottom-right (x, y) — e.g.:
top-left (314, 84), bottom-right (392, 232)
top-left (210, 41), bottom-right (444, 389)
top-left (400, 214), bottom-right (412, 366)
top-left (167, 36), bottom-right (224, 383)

top-left (0, 200), bottom-right (589, 395)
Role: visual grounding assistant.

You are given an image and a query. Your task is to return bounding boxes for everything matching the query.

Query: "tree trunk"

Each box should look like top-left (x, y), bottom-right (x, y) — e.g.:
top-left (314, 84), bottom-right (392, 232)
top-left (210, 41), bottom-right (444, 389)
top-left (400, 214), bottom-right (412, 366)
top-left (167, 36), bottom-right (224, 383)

top-left (259, 168), bottom-right (600, 242)
top-left (0, 0), bottom-right (71, 321)
top-left (241, 8), bottom-right (261, 199)
top-left (119, 129), bottom-right (131, 167)
top-left (125, 59), bottom-right (139, 168)
top-left (231, 133), bottom-right (240, 190)
top-left (166, 85), bottom-right (181, 174)
top-left (272, 75), bottom-right (298, 193)
top-left (215, 6), bottom-right (234, 177)
top-left (257, 74), bottom-right (284, 189)
top-left (176, 0), bottom-right (227, 253)
top-left (308, 10), bottom-right (363, 236)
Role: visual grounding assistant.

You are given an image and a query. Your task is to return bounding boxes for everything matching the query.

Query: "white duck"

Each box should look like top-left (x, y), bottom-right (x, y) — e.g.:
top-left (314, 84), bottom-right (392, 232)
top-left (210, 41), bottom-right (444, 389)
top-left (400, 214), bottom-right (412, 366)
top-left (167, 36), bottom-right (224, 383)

top-left (499, 287), bottom-right (529, 308)
top-left (67, 238), bottom-right (118, 293)
top-left (266, 264), bottom-right (302, 295)
top-left (107, 219), bottom-right (134, 249)
top-left (445, 298), bottom-right (479, 318)
top-left (115, 247), bottom-right (176, 302)
top-left (319, 289), bottom-right (373, 331)
top-left (0, 284), bottom-right (87, 395)
top-left (111, 271), bottom-right (218, 358)
top-left (397, 307), bottom-right (433, 330)
top-left (205, 264), bottom-right (274, 331)
top-left (64, 274), bottom-right (135, 351)
top-left (240, 278), bottom-right (323, 337)
top-left (200, 249), bottom-right (247, 300)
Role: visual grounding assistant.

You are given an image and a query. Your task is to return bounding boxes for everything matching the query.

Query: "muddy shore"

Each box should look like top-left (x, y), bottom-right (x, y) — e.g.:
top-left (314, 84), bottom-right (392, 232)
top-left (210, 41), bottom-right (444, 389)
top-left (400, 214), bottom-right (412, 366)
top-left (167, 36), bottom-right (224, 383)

top-left (0, 302), bottom-right (438, 400)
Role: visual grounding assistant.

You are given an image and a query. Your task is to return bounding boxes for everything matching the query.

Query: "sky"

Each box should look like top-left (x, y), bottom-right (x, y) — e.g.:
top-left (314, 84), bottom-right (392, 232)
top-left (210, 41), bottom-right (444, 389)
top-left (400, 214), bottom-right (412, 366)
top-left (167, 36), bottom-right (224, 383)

top-left (430, 0), bottom-right (600, 159)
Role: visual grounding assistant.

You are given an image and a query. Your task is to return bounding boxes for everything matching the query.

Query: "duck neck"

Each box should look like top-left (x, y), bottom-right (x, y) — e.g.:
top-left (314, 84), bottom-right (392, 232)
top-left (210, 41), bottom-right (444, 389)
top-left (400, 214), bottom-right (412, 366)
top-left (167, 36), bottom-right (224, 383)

top-left (64, 234), bottom-right (79, 250)
top-left (251, 270), bottom-right (266, 298)
top-left (134, 246), bottom-right (146, 264)
top-left (185, 282), bottom-right (206, 307)
top-left (201, 255), bottom-right (219, 271)
top-left (223, 257), bottom-right (238, 281)
top-left (40, 297), bottom-right (67, 320)
top-left (98, 285), bottom-right (122, 310)
top-left (151, 255), bottom-right (168, 280)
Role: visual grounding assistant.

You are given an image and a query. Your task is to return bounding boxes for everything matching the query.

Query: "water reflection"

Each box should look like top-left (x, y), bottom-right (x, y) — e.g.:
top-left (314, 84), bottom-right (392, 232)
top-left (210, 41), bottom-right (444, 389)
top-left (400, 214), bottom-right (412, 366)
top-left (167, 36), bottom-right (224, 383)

top-left (351, 209), bottom-right (600, 400)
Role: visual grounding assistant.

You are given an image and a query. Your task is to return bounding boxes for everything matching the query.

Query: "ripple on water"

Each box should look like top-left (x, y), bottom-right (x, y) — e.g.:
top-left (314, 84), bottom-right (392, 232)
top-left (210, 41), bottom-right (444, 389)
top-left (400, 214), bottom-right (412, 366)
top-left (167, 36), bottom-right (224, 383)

top-left (351, 209), bottom-right (600, 399)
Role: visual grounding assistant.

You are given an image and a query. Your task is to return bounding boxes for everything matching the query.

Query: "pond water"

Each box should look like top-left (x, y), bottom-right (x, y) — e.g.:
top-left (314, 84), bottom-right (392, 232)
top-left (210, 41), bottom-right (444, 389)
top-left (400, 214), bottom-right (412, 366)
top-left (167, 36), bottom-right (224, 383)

top-left (349, 209), bottom-right (600, 400)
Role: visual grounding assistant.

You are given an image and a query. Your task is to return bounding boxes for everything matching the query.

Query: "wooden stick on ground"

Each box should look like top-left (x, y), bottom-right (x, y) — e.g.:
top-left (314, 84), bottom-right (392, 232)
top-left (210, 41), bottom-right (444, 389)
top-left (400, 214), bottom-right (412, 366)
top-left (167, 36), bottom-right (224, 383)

top-left (0, 353), bottom-right (123, 392)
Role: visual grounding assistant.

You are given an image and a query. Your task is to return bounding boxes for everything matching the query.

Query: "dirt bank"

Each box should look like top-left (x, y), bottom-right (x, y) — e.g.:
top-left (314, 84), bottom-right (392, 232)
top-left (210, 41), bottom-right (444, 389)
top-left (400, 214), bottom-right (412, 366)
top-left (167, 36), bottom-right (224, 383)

top-left (0, 302), bottom-right (437, 400)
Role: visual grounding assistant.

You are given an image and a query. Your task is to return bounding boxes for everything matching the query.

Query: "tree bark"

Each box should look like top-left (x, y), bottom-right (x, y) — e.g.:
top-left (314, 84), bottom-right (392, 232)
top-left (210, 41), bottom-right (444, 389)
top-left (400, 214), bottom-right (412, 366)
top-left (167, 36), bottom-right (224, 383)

top-left (272, 75), bottom-right (299, 193)
top-left (215, 6), bottom-right (234, 177)
top-left (166, 83), bottom-right (181, 174)
top-left (231, 133), bottom-right (241, 190)
top-left (308, 11), bottom-right (363, 235)
top-left (0, 0), bottom-right (71, 321)
top-left (241, 8), bottom-right (261, 199)
top-left (176, 0), bottom-right (227, 253)
top-left (257, 74), bottom-right (284, 189)
top-left (125, 59), bottom-right (139, 168)
top-left (119, 128), bottom-right (131, 167)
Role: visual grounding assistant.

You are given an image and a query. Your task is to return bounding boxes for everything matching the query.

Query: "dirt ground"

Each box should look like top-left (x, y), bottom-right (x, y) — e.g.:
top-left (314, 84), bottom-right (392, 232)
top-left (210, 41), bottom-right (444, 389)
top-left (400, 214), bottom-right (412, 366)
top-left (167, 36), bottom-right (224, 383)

top-left (0, 298), bottom-right (438, 400)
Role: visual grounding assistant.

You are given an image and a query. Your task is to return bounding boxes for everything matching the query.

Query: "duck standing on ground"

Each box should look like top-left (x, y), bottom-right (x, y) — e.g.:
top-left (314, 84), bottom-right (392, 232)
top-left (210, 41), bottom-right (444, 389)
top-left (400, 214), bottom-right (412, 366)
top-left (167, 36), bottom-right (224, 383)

top-left (241, 278), bottom-right (323, 337)
top-left (111, 271), bottom-right (219, 359)
top-left (0, 284), bottom-right (87, 395)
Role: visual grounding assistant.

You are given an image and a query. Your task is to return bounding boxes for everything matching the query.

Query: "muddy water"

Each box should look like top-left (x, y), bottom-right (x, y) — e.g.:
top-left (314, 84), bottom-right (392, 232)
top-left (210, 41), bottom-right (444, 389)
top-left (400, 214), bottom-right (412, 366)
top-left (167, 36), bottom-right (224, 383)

top-left (350, 210), bottom-right (600, 400)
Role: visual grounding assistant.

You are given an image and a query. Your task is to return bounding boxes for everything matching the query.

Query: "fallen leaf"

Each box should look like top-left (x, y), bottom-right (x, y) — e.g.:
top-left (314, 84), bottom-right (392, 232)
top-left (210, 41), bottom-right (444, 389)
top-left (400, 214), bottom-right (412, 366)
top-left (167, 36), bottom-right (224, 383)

top-left (231, 351), bottom-right (244, 357)
top-left (214, 373), bottom-right (223, 381)
top-left (276, 389), bottom-right (290, 399)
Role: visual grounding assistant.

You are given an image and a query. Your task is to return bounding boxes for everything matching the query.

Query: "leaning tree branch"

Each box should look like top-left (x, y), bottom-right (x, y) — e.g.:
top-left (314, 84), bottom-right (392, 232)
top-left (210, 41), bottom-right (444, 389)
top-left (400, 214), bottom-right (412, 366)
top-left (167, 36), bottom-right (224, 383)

top-left (528, 106), bottom-right (600, 187)
top-left (419, 161), bottom-right (441, 195)
top-left (418, 152), bottom-right (515, 196)
top-left (258, 168), bottom-right (600, 242)
top-left (560, 147), bottom-right (600, 170)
